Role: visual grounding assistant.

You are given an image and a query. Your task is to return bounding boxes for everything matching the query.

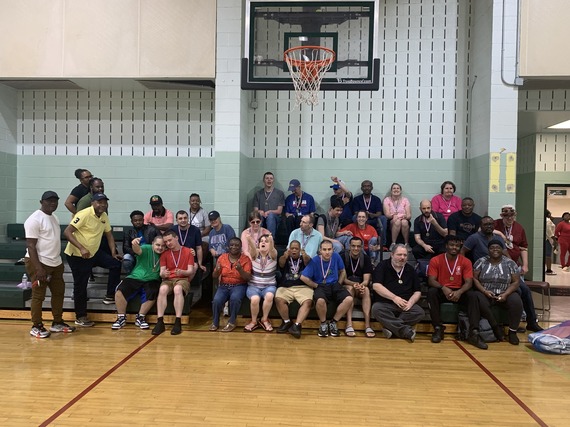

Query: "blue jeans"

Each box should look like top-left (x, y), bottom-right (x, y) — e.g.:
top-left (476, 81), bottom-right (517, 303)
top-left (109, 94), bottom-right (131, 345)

top-left (332, 235), bottom-right (351, 253)
top-left (262, 213), bottom-right (281, 237)
top-left (212, 284), bottom-right (247, 326)
top-left (344, 236), bottom-right (380, 262)
top-left (122, 253), bottom-right (136, 274)
top-left (517, 273), bottom-right (538, 325)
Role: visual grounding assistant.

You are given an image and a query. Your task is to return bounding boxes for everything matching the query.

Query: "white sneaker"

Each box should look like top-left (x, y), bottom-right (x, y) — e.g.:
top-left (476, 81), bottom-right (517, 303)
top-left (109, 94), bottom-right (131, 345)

top-left (563, 266), bottom-right (569, 272)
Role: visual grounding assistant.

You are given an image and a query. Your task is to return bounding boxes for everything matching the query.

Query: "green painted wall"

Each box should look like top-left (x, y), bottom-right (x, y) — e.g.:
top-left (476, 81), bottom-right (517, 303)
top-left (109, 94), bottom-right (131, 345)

top-left (0, 151), bottom-right (17, 241)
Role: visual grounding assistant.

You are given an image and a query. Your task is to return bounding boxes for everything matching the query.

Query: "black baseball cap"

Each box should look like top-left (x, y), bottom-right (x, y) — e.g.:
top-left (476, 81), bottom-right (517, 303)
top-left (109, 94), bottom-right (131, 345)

top-left (208, 210), bottom-right (220, 220)
top-left (41, 191), bottom-right (59, 200)
top-left (92, 193), bottom-right (109, 201)
top-left (149, 195), bottom-right (163, 205)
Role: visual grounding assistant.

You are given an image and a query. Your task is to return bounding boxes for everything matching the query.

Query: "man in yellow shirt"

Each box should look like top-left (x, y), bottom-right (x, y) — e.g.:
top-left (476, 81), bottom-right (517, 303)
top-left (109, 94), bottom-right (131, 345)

top-left (64, 193), bottom-right (121, 327)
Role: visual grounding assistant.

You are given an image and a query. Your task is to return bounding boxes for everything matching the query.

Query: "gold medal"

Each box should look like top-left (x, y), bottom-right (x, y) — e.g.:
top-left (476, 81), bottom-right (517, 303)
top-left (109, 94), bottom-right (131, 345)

top-left (398, 279), bottom-right (403, 284)
top-left (293, 274), bottom-right (299, 279)
top-left (425, 232), bottom-right (430, 237)
top-left (450, 276), bottom-right (454, 281)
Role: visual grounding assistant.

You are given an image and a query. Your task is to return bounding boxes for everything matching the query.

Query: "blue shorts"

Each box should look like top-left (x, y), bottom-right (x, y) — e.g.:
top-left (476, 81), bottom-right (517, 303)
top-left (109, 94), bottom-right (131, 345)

top-left (246, 285), bottom-right (276, 299)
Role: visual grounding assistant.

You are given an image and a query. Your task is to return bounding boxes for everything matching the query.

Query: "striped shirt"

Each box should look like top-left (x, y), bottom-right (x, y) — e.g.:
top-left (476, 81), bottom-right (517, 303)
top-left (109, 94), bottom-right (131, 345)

top-left (249, 254), bottom-right (277, 288)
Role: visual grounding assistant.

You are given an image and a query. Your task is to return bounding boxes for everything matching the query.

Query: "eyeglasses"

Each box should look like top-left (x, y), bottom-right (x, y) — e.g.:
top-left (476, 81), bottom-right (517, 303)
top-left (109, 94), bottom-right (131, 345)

top-left (250, 220), bottom-right (261, 224)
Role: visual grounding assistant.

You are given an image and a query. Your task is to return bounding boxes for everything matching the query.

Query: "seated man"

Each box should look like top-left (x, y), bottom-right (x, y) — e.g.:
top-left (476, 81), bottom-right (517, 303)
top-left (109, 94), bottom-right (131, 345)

top-left (329, 176), bottom-right (354, 227)
top-left (112, 236), bottom-right (165, 330)
top-left (427, 235), bottom-right (488, 349)
top-left (123, 210), bottom-right (160, 274)
top-left (342, 237), bottom-right (375, 338)
top-left (287, 214), bottom-right (323, 258)
top-left (152, 230), bottom-right (196, 336)
top-left (144, 195), bottom-right (174, 233)
top-left (352, 180), bottom-right (388, 247)
top-left (339, 211), bottom-right (382, 264)
top-left (284, 179), bottom-right (316, 235)
top-left (316, 199), bottom-right (352, 253)
top-left (172, 210), bottom-right (206, 275)
top-left (412, 199), bottom-right (448, 261)
top-left (301, 240), bottom-right (353, 338)
top-left (447, 197), bottom-right (482, 242)
top-left (371, 244), bottom-right (424, 342)
top-left (252, 171), bottom-right (285, 237)
top-left (208, 210), bottom-right (236, 260)
top-left (275, 240), bottom-right (313, 338)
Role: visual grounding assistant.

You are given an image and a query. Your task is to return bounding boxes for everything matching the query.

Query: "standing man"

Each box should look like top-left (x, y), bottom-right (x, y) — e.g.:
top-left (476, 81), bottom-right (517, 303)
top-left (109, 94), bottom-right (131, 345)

top-left (412, 199), bottom-right (448, 260)
top-left (275, 240), bottom-right (313, 338)
top-left (122, 210), bottom-right (160, 274)
top-left (371, 244), bottom-right (424, 342)
top-left (25, 191), bottom-right (75, 338)
top-left (284, 179), bottom-right (316, 234)
top-left (342, 237), bottom-right (375, 338)
top-left (64, 193), bottom-right (122, 327)
top-left (427, 235), bottom-right (488, 349)
top-left (208, 211), bottom-right (236, 259)
top-left (447, 197), bottom-right (482, 242)
top-left (252, 171), bottom-right (285, 237)
top-left (352, 180), bottom-right (387, 247)
top-left (112, 235), bottom-right (166, 330)
top-left (316, 199), bottom-right (352, 253)
top-left (301, 240), bottom-right (352, 338)
top-left (287, 214), bottom-right (323, 258)
top-left (75, 177), bottom-right (105, 212)
top-left (152, 230), bottom-right (196, 336)
top-left (144, 195), bottom-right (174, 233)
top-left (494, 205), bottom-right (543, 332)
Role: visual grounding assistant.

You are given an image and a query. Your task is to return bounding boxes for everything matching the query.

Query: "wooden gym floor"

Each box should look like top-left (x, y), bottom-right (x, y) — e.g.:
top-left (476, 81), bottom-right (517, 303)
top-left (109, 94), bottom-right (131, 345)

top-left (2, 299), bottom-right (569, 427)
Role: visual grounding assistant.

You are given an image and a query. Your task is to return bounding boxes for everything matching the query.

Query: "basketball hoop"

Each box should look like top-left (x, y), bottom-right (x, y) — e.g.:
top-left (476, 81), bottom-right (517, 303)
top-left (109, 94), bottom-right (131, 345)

top-left (284, 46), bottom-right (335, 107)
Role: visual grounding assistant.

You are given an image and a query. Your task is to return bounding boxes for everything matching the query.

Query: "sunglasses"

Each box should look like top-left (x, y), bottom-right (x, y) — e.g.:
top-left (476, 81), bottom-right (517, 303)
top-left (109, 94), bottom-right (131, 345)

top-left (250, 220), bottom-right (261, 224)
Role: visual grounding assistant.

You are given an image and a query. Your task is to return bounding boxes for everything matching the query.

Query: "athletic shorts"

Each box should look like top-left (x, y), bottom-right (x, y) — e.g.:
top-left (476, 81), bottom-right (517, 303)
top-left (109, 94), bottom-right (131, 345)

top-left (116, 278), bottom-right (160, 303)
top-left (276, 285), bottom-right (314, 305)
top-left (161, 278), bottom-right (190, 295)
top-left (313, 282), bottom-right (351, 305)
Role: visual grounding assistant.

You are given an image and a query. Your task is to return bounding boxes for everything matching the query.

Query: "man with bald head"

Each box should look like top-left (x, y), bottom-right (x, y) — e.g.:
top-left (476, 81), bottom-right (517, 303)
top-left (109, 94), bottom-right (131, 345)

top-left (412, 199), bottom-right (447, 260)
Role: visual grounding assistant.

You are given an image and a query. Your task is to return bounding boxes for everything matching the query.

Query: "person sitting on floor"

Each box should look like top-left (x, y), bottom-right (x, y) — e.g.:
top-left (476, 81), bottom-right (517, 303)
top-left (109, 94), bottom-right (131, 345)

top-left (243, 234), bottom-right (278, 332)
top-left (275, 240), bottom-right (313, 339)
top-left (284, 179), bottom-right (316, 235)
top-left (371, 244), bottom-right (424, 342)
top-left (152, 230), bottom-right (196, 336)
top-left (300, 240), bottom-right (353, 338)
top-left (342, 237), bottom-right (375, 338)
top-left (316, 199), bottom-right (352, 253)
top-left (123, 210), bottom-right (160, 274)
top-left (412, 199), bottom-right (448, 261)
top-left (112, 235), bottom-right (165, 330)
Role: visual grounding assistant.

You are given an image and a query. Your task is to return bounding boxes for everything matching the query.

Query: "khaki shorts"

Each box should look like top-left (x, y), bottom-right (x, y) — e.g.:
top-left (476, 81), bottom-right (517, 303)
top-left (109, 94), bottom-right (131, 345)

top-left (161, 278), bottom-right (190, 295)
top-left (276, 285), bottom-right (314, 305)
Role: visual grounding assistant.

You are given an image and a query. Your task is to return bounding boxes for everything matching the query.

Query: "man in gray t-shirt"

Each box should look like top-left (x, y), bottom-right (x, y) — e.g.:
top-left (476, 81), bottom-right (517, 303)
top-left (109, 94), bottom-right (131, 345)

top-left (252, 171), bottom-right (285, 237)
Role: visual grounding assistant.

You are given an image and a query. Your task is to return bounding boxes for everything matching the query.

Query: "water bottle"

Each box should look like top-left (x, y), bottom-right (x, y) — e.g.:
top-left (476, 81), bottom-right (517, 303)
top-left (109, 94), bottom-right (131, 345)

top-left (21, 273), bottom-right (29, 288)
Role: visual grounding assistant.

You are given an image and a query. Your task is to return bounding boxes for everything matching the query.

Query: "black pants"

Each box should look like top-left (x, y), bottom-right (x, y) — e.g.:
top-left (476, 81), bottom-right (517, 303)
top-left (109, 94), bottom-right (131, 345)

top-left (412, 242), bottom-right (445, 261)
top-left (478, 291), bottom-right (523, 330)
top-left (427, 287), bottom-right (480, 332)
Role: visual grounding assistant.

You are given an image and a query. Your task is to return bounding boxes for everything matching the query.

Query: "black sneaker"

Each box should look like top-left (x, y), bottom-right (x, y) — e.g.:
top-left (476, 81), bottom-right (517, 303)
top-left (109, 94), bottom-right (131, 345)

top-left (317, 322), bottom-right (329, 337)
top-left (329, 320), bottom-right (340, 337)
top-left (493, 325), bottom-right (505, 342)
top-left (102, 296), bottom-right (115, 305)
top-left (171, 319), bottom-right (182, 335)
top-left (276, 320), bottom-right (292, 334)
top-left (526, 323), bottom-right (543, 332)
top-left (508, 330), bottom-right (520, 345)
top-left (468, 330), bottom-right (488, 350)
top-left (289, 323), bottom-right (302, 339)
top-left (111, 316), bottom-right (126, 330)
top-left (431, 325), bottom-right (445, 343)
top-left (406, 329), bottom-right (416, 343)
top-left (30, 323), bottom-right (50, 338)
top-left (152, 318), bottom-right (165, 335)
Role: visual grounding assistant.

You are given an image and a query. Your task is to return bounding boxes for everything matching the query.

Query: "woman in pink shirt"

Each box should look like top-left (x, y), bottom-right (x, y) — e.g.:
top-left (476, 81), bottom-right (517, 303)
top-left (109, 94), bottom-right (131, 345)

top-left (431, 181), bottom-right (462, 221)
top-left (383, 183), bottom-right (412, 251)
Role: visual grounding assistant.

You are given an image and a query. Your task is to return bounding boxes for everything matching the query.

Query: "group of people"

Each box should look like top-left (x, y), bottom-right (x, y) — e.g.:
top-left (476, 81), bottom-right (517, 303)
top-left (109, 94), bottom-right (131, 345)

top-left (24, 169), bottom-right (551, 346)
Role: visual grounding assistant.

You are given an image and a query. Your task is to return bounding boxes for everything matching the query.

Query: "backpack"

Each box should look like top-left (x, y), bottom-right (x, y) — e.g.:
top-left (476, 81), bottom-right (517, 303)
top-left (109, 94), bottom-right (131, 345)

top-left (415, 258), bottom-right (430, 279)
top-left (457, 311), bottom-right (497, 342)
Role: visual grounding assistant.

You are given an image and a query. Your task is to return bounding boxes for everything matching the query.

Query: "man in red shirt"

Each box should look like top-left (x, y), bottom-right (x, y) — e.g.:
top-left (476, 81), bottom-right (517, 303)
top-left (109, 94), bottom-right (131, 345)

top-left (427, 235), bottom-right (489, 349)
top-left (152, 229), bottom-right (196, 335)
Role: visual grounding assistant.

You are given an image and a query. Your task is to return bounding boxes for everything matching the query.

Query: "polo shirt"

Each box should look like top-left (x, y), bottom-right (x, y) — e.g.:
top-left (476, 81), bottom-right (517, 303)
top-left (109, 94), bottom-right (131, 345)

top-left (64, 206), bottom-right (111, 258)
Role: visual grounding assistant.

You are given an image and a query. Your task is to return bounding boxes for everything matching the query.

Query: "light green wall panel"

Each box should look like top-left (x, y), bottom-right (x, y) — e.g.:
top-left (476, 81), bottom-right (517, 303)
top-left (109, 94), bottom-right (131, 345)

top-left (0, 151), bottom-right (17, 241)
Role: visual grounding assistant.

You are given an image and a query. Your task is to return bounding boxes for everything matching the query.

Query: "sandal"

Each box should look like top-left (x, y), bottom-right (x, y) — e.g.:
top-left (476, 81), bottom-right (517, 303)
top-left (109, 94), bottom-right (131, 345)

top-left (222, 323), bottom-right (236, 332)
top-left (344, 325), bottom-right (356, 337)
top-left (209, 324), bottom-right (218, 332)
top-left (244, 321), bottom-right (259, 332)
top-left (259, 319), bottom-right (273, 332)
top-left (365, 327), bottom-right (376, 338)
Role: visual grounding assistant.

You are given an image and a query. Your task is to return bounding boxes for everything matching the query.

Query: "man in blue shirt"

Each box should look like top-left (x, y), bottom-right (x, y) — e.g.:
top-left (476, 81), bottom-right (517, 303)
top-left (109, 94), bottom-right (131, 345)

top-left (284, 179), bottom-right (316, 235)
top-left (301, 240), bottom-right (352, 338)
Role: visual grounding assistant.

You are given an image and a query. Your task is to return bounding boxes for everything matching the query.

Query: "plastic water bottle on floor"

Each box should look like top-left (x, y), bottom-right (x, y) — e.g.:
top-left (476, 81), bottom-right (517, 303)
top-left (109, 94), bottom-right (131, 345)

top-left (18, 273), bottom-right (30, 289)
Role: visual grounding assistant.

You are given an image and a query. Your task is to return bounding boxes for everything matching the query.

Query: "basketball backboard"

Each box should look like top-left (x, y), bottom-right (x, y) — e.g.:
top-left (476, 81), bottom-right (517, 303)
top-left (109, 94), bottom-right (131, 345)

top-left (242, 0), bottom-right (380, 91)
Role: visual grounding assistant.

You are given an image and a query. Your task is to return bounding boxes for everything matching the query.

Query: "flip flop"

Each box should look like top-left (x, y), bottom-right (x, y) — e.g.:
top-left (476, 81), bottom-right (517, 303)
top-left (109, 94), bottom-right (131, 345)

top-left (365, 327), bottom-right (376, 338)
top-left (259, 319), bottom-right (273, 332)
top-left (244, 321), bottom-right (259, 332)
top-left (344, 325), bottom-right (356, 337)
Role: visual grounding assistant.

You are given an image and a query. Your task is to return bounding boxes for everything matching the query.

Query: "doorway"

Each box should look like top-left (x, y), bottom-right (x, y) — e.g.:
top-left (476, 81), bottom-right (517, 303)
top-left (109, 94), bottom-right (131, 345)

top-left (543, 184), bottom-right (570, 282)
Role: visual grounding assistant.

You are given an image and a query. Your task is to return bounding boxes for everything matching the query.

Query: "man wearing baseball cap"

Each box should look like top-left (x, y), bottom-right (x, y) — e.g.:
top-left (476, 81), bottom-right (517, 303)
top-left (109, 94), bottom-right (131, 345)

top-left (64, 193), bottom-right (122, 327)
top-left (25, 191), bottom-right (76, 338)
top-left (144, 195), bottom-right (174, 233)
top-left (208, 211), bottom-right (236, 259)
top-left (284, 179), bottom-right (316, 235)
top-left (329, 176), bottom-right (353, 227)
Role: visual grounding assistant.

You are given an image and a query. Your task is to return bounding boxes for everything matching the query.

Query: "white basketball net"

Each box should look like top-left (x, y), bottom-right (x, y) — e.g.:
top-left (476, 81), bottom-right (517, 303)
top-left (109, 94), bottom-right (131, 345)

top-left (284, 47), bottom-right (335, 107)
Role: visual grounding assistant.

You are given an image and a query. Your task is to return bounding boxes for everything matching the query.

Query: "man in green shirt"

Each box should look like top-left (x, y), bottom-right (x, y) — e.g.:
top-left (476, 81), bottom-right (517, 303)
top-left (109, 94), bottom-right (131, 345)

top-left (112, 235), bottom-right (165, 330)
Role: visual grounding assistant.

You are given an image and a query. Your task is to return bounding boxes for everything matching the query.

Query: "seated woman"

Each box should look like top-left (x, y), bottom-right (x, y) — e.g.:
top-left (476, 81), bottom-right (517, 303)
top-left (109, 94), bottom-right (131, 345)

top-left (241, 210), bottom-right (269, 259)
top-left (339, 210), bottom-right (381, 264)
top-left (472, 239), bottom-right (523, 345)
top-left (210, 237), bottom-right (252, 332)
top-left (244, 234), bottom-right (278, 332)
top-left (382, 183), bottom-right (412, 251)
top-left (431, 180), bottom-right (462, 221)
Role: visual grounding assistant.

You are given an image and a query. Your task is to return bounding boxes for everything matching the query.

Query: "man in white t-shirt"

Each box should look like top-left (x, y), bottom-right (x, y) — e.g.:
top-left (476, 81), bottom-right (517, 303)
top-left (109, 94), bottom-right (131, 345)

top-left (24, 191), bottom-right (76, 338)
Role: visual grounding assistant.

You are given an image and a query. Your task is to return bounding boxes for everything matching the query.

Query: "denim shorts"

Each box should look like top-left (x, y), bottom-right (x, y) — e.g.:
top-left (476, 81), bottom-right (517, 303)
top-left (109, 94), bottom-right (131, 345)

top-left (246, 285), bottom-right (277, 299)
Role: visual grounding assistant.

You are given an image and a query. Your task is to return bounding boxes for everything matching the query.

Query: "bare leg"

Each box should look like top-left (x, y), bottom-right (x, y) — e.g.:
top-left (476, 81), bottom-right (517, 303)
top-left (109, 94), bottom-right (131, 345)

top-left (250, 295), bottom-right (260, 323)
top-left (295, 299), bottom-right (313, 324)
top-left (344, 286), bottom-right (356, 326)
top-left (139, 300), bottom-right (156, 315)
top-left (115, 291), bottom-right (127, 314)
top-left (156, 284), bottom-right (170, 317)
top-left (315, 298), bottom-right (327, 322)
top-left (275, 297), bottom-right (290, 320)
top-left (391, 219), bottom-right (401, 244)
top-left (401, 220), bottom-right (410, 245)
top-left (361, 288), bottom-right (372, 328)
top-left (261, 293), bottom-right (274, 321)
top-left (334, 296), bottom-right (354, 320)
top-left (173, 285), bottom-right (185, 317)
